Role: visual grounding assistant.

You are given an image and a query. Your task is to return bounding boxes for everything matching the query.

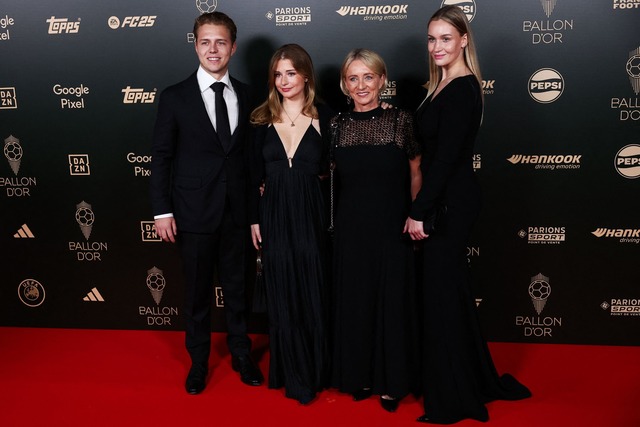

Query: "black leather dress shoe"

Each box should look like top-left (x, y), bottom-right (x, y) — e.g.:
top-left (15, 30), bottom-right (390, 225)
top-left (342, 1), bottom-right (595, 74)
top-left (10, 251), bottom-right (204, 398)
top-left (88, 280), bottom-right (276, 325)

top-left (380, 396), bottom-right (399, 412)
top-left (352, 388), bottom-right (372, 401)
top-left (185, 364), bottom-right (208, 395)
top-left (231, 355), bottom-right (263, 386)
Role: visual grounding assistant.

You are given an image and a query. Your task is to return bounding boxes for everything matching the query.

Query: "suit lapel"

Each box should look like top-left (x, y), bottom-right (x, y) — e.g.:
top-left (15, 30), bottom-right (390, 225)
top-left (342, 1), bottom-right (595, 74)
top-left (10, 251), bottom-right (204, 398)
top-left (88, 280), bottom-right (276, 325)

top-left (184, 73), bottom-right (226, 152)
top-left (226, 76), bottom-right (247, 152)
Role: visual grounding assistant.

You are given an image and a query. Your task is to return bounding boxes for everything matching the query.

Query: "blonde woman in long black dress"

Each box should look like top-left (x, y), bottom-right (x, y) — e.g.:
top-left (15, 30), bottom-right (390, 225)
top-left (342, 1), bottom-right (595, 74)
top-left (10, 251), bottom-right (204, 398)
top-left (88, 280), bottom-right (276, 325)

top-left (330, 48), bottom-right (422, 413)
top-left (404, 6), bottom-right (531, 424)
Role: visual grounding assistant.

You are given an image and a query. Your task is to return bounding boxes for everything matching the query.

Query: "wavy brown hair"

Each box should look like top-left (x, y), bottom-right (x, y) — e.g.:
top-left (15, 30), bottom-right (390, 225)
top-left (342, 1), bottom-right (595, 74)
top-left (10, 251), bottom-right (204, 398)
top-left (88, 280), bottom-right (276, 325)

top-left (250, 44), bottom-right (318, 125)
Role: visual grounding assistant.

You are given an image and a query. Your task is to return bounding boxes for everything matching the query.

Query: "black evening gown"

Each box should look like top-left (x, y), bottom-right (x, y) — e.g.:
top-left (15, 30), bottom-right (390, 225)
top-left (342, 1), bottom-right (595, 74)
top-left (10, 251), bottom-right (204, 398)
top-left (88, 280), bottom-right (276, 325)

top-left (410, 76), bottom-right (531, 424)
top-left (253, 120), bottom-right (328, 403)
top-left (330, 107), bottom-right (420, 400)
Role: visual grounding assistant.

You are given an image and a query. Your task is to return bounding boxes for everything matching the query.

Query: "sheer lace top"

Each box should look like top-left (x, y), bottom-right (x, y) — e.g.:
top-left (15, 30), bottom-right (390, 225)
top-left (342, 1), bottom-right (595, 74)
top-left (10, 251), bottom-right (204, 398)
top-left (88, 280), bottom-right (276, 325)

top-left (329, 106), bottom-right (420, 159)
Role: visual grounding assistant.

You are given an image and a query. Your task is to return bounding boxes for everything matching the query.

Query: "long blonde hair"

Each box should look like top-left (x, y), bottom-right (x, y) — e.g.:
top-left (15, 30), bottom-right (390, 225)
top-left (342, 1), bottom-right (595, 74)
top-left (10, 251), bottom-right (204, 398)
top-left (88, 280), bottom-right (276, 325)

top-left (424, 5), bottom-right (483, 99)
top-left (250, 44), bottom-right (318, 125)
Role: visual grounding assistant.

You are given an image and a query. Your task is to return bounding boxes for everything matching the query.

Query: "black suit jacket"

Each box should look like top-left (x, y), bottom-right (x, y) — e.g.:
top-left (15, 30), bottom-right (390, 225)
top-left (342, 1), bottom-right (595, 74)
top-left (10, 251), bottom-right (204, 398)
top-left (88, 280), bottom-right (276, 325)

top-left (150, 72), bottom-right (253, 233)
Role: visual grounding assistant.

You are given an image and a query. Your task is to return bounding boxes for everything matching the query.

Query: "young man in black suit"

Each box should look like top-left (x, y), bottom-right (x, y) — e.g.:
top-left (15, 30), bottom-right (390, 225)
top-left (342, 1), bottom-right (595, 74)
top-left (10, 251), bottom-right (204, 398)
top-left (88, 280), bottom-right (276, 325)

top-left (150, 11), bottom-right (263, 394)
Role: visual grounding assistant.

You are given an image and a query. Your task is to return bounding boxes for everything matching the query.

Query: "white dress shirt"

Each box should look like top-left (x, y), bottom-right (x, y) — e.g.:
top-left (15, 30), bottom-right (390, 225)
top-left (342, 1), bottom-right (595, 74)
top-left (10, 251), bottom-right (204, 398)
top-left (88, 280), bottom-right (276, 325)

top-left (196, 66), bottom-right (239, 134)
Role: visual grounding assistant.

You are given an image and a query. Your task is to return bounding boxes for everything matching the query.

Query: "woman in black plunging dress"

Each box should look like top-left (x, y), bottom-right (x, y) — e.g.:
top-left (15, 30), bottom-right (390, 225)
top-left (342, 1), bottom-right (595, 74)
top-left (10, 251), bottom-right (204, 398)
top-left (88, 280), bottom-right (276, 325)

top-left (249, 44), bottom-right (331, 405)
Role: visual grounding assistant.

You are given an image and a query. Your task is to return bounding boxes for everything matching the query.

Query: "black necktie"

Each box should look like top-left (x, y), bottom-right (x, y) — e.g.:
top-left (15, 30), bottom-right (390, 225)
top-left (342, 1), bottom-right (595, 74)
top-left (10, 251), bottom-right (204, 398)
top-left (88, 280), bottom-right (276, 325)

top-left (211, 82), bottom-right (231, 150)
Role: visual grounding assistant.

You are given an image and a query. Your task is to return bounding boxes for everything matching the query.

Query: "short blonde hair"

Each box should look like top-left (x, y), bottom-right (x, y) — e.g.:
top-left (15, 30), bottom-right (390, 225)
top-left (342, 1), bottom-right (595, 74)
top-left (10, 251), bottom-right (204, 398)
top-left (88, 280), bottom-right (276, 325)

top-left (339, 48), bottom-right (388, 96)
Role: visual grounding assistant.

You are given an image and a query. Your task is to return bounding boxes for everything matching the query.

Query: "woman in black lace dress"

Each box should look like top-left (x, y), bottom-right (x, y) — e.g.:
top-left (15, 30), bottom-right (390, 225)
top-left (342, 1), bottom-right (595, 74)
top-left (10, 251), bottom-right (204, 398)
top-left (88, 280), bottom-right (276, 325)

top-left (249, 44), bottom-right (332, 405)
top-left (330, 48), bottom-right (422, 413)
top-left (404, 6), bottom-right (531, 424)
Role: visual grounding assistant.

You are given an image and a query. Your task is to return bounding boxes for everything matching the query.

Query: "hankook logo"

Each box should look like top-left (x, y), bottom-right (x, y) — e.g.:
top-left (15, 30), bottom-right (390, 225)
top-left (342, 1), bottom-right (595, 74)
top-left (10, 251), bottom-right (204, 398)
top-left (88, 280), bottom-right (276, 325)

top-left (336, 4), bottom-right (408, 21)
top-left (507, 154), bottom-right (581, 170)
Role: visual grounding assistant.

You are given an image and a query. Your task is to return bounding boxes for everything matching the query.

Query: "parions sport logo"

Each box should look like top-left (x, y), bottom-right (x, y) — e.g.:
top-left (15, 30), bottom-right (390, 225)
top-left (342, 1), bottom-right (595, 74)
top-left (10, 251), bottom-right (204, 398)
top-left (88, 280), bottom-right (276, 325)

top-left (518, 226), bottom-right (566, 244)
top-left (601, 299), bottom-right (640, 316)
top-left (108, 16), bottom-right (156, 29)
top-left (265, 7), bottom-right (312, 26)
top-left (441, 0), bottom-right (476, 22)
top-left (336, 4), bottom-right (408, 21)
top-left (380, 81), bottom-right (397, 99)
top-left (615, 144), bottom-right (640, 178)
top-left (528, 68), bottom-right (564, 103)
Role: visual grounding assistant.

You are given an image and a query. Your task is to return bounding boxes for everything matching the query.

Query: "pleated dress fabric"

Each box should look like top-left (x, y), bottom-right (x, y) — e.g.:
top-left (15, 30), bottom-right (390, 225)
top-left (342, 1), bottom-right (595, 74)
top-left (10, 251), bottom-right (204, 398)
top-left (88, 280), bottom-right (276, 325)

top-left (258, 122), bottom-right (328, 403)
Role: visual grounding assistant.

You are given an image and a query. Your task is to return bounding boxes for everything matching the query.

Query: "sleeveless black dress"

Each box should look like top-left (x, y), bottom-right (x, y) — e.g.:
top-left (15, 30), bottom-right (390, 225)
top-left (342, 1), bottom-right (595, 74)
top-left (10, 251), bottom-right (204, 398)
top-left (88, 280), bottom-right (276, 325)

top-left (253, 120), bottom-right (328, 404)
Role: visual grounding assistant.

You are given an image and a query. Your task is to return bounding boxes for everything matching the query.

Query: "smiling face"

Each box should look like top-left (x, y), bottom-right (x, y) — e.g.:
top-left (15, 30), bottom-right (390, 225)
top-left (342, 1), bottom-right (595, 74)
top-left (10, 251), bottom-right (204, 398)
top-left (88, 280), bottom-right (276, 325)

top-left (274, 59), bottom-right (306, 102)
top-left (194, 23), bottom-right (237, 80)
top-left (427, 19), bottom-right (467, 71)
top-left (344, 59), bottom-right (385, 112)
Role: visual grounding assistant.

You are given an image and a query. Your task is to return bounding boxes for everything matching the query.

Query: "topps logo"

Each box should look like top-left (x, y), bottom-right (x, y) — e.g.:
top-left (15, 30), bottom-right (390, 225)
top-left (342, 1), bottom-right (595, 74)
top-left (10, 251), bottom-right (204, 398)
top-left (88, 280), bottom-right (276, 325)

top-left (122, 87), bottom-right (156, 104)
top-left (46, 17), bottom-right (80, 34)
top-left (108, 16), bottom-right (156, 29)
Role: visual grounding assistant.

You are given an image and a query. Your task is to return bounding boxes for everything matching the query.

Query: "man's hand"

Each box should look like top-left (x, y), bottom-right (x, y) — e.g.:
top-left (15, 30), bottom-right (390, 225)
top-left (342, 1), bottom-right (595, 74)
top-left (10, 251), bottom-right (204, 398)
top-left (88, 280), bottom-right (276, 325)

top-left (155, 217), bottom-right (177, 243)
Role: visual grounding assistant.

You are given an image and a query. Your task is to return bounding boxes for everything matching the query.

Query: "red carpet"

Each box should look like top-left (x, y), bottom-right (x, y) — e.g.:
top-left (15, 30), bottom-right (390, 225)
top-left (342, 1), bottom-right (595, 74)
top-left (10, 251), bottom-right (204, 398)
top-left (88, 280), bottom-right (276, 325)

top-left (1, 327), bottom-right (638, 427)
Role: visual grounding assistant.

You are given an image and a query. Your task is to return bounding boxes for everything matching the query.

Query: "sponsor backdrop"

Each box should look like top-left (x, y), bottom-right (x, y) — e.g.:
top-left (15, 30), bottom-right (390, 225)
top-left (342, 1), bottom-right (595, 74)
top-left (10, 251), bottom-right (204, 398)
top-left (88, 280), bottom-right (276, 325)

top-left (1, 0), bottom-right (639, 345)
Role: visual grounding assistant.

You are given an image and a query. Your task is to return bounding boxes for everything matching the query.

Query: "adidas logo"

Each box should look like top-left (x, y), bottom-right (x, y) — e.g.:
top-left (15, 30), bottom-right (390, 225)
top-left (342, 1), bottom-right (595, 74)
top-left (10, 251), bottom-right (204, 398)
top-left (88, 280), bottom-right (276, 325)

top-left (14, 224), bottom-right (35, 238)
top-left (83, 287), bottom-right (105, 302)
